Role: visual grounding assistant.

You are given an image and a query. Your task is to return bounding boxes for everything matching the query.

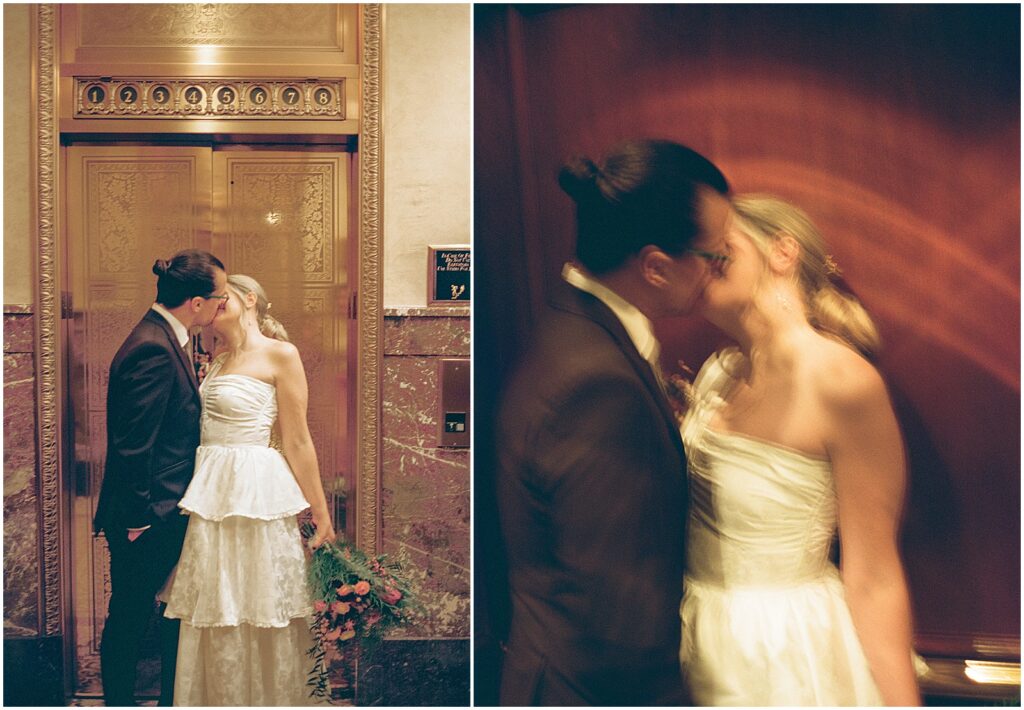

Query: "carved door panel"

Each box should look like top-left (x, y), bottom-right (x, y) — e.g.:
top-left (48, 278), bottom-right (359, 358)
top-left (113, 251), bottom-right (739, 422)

top-left (65, 145), bottom-right (351, 698)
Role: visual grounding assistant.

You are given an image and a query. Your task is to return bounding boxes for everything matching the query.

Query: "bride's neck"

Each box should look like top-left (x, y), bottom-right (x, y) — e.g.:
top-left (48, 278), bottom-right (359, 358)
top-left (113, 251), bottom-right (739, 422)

top-left (733, 298), bottom-right (816, 380)
top-left (219, 322), bottom-right (263, 354)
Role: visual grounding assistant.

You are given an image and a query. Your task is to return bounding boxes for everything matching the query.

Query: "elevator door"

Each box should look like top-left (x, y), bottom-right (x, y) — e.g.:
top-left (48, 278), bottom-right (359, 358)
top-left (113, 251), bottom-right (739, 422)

top-left (65, 145), bottom-right (352, 697)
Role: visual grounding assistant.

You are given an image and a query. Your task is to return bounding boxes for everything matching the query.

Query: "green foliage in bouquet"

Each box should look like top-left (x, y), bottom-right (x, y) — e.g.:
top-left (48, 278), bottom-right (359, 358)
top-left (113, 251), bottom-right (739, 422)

top-left (301, 523), bottom-right (419, 701)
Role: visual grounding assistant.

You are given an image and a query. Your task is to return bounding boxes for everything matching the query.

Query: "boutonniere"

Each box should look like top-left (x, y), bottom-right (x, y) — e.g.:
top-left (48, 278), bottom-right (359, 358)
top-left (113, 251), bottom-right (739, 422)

top-left (664, 360), bottom-right (697, 420)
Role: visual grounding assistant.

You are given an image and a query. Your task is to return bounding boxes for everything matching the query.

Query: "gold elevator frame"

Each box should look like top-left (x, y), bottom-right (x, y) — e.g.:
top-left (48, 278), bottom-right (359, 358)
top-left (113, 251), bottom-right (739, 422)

top-left (30, 4), bottom-right (384, 662)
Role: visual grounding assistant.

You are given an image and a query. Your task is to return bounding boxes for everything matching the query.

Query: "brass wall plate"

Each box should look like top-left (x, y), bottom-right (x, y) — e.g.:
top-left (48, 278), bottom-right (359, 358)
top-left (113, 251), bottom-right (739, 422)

top-left (438, 358), bottom-right (470, 448)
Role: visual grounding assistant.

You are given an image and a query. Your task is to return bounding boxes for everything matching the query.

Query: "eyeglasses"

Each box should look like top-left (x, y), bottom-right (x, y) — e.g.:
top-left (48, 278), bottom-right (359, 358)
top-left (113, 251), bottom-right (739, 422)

top-left (685, 248), bottom-right (731, 272)
top-left (204, 293), bottom-right (230, 303)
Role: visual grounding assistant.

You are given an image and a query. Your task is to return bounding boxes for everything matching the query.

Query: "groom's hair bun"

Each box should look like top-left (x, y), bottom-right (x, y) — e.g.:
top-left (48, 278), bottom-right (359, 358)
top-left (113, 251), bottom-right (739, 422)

top-left (154, 249), bottom-right (225, 308)
top-left (561, 139), bottom-right (730, 275)
top-left (558, 156), bottom-right (604, 204)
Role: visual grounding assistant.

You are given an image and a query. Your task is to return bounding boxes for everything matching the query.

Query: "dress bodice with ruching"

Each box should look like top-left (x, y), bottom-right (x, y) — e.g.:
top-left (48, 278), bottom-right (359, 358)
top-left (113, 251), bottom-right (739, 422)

top-left (200, 371), bottom-right (278, 447)
top-left (678, 348), bottom-right (883, 706)
top-left (681, 349), bottom-right (836, 588)
top-left (175, 355), bottom-right (308, 523)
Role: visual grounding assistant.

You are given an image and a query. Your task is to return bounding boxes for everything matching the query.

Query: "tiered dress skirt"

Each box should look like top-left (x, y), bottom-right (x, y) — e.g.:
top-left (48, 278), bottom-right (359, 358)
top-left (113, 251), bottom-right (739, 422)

top-left (163, 441), bottom-right (317, 706)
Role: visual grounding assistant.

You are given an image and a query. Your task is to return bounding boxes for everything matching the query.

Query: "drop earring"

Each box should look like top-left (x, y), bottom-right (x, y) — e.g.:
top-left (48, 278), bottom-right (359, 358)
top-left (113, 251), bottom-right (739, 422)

top-left (776, 290), bottom-right (793, 312)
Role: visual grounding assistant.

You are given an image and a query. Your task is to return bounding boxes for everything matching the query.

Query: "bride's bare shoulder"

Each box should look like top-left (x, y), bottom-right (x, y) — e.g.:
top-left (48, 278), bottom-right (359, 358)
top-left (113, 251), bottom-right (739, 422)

top-left (265, 338), bottom-right (302, 367)
top-left (811, 336), bottom-right (887, 412)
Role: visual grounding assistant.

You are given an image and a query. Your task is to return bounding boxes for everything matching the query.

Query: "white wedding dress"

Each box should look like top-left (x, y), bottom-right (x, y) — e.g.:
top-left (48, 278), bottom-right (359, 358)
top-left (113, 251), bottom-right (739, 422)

top-left (679, 348), bottom-right (884, 706)
top-left (163, 354), bottom-right (318, 706)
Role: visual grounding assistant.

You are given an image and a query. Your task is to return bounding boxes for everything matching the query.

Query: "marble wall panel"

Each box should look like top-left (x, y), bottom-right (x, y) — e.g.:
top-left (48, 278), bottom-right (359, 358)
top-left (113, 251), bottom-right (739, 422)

top-left (381, 310), bottom-right (469, 640)
top-left (3, 308), bottom-right (39, 637)
top-left (383, 306), bottom-right (470, 356)
top-left (357, 638), bottom-right (469, 706)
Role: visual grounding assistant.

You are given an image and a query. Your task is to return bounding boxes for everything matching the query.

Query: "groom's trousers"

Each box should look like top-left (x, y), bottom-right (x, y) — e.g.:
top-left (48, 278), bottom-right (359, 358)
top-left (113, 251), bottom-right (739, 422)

top-left (99, 514), bottom-right (187, 707)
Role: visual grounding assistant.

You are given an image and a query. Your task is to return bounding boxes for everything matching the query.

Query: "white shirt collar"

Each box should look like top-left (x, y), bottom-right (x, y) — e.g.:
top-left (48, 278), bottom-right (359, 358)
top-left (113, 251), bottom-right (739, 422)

top-left (150, 303), bottom-right (190, 349)
top-left (562, 262), bottom-right (661, 365)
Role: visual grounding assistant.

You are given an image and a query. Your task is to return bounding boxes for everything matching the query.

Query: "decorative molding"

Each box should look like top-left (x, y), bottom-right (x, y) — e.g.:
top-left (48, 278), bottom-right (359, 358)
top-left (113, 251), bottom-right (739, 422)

top-left (4, 304), bottom-right (35, 314)
top-left (74, 78), bottom-right (346, 119)
top-left (357, 3), bottom-right (382, 555)
top-left (384, 306), bottom-right (470, 319)
top-left (34, 3), bottom-right (63, 639)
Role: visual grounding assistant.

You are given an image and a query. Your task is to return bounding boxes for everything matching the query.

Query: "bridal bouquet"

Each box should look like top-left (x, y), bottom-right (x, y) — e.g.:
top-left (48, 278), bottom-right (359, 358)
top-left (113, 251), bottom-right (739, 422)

top-left (301, 524), bottom-right (419, 701)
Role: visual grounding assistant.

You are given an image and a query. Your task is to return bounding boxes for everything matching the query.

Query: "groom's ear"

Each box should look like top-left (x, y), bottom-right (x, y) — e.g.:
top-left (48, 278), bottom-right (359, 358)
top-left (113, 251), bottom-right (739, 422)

top-left (639, 246), bottom-right (672, 288)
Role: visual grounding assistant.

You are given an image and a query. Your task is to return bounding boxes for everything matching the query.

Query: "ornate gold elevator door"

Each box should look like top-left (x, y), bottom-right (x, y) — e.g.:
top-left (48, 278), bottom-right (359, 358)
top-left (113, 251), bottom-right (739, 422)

top-left (65, 145), bottom-right (352, 698)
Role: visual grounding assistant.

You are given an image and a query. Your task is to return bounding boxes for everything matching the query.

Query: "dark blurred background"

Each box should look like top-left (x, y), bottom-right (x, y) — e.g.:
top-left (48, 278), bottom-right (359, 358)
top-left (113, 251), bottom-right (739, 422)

top-left (474, 4), bottom-right (1020, 705)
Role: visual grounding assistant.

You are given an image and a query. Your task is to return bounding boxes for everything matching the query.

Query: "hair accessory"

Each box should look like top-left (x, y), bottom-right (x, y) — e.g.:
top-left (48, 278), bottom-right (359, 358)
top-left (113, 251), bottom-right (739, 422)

top-left (824, 254), bottom-right (842, 277)
top-left (266, 302), bottom-right (272, 311)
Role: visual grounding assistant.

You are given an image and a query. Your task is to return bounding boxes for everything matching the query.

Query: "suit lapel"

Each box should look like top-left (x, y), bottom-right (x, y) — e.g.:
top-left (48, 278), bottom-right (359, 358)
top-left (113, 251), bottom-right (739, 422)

top-left (144, 310), bottom-right (199, 395)
top-left (550, 284), bottom-right (686, 463)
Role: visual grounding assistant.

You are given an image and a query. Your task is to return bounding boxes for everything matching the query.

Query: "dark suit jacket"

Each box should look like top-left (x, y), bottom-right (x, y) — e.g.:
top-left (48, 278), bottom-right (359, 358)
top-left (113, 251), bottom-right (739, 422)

top-left (496, 282), bottom-right (690, 706)
top-left (93, 310), bottom-right (201, 535)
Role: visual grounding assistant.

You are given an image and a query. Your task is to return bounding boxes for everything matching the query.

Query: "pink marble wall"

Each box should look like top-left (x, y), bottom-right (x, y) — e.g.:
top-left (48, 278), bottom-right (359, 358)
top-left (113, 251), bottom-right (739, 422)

top-left (4, 305), bottom-right (40, 637)
top-left (382, 307), bottom-right (469, 638)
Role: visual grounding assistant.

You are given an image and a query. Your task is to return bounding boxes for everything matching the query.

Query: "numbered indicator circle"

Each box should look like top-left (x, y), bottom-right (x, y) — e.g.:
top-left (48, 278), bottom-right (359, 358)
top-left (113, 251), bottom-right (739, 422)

top-left (281, 86), bottom-right (301, 106)
top-left (249, 86), bottom-right (269, 106)
top-left (183, 85), bottom-right (205, 106)
top-left (117, 85), bottom-right (139, 105)
top-left (314, 87), bottom-right (333, 106)
top-left (216, 86), bottom-right (237, 105)
top-left (149, 85), bottom-right (171, 106)
top-left (85, 84), bottom-right (106, 105)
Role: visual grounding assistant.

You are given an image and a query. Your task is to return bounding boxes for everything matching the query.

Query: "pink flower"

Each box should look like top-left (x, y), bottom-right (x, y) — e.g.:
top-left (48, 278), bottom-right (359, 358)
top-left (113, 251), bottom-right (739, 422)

top-left (344, 620), bottom-right (356, 630)
top-left (331, 601), bottom-right (351, 615)
top-left (380, 587), bottom-right (402, 604)
top-left (337, 584), bottom-right (355, 597)
top-left (366, 611), bottom-right (382, 627)
top-left (313, 600), bottom-right (328, 613)
top-left (354, 580), bottom-right (371, 596)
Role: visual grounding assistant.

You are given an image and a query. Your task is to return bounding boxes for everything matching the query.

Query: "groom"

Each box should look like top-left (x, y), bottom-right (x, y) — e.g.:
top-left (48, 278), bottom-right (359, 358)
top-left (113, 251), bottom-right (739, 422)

top-left (93, 249), bottom-right (227, 706)
top-left (496, 140), bottom-right (731, 705)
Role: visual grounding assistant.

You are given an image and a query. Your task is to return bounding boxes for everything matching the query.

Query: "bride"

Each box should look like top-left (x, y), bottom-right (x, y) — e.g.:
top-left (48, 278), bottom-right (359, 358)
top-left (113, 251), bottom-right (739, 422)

top-left (678, 195), bottom-right (921, 705)
top-left (162, 274), bottom-right (335, 705)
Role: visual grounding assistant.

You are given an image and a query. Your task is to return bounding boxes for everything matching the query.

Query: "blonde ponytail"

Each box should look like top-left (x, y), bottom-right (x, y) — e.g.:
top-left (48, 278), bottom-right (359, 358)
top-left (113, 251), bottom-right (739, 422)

top-left (809, 286), bottom-right (881, 357)
top-left (733, 194), bottom-right (881, 357)
top-left (227, 274), bottom-right (290, 342)
top-left (258, 313), bottom-right (290, 342)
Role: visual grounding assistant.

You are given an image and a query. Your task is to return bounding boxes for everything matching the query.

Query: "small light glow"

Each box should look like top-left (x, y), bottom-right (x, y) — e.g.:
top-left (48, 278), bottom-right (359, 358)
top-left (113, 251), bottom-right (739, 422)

top-left (265, 212), bottom-right (282, 226)
top-left (195, 44), bottom-right (219, 64)
top-left (964, 660), bottom-right (1020, 685)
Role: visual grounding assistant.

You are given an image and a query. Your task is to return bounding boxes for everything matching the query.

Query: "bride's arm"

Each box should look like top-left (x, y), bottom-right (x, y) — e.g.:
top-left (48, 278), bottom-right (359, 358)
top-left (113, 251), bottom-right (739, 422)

top-left (826, 357), bottom-right (921, 706)
top-left (273, 341), bottom-right (336, 549)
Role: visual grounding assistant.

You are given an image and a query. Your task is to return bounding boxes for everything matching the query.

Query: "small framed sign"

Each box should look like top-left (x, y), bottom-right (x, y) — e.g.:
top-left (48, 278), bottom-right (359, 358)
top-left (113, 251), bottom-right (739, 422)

top-left (428, 245), bottom-right (470, 305)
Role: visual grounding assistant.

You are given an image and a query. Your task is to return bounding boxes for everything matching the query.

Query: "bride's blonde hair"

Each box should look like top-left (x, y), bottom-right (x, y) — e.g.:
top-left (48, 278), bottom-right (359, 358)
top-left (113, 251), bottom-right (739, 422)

top-left (733, 194), bottom-right (881, 357)
top-left (227, 274), bottom-right (290, 342)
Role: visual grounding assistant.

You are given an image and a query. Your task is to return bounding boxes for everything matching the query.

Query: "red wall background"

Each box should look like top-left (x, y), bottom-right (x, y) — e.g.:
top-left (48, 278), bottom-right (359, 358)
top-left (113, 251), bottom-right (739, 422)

top-left (475, 4), bottom-right (1019, 702)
